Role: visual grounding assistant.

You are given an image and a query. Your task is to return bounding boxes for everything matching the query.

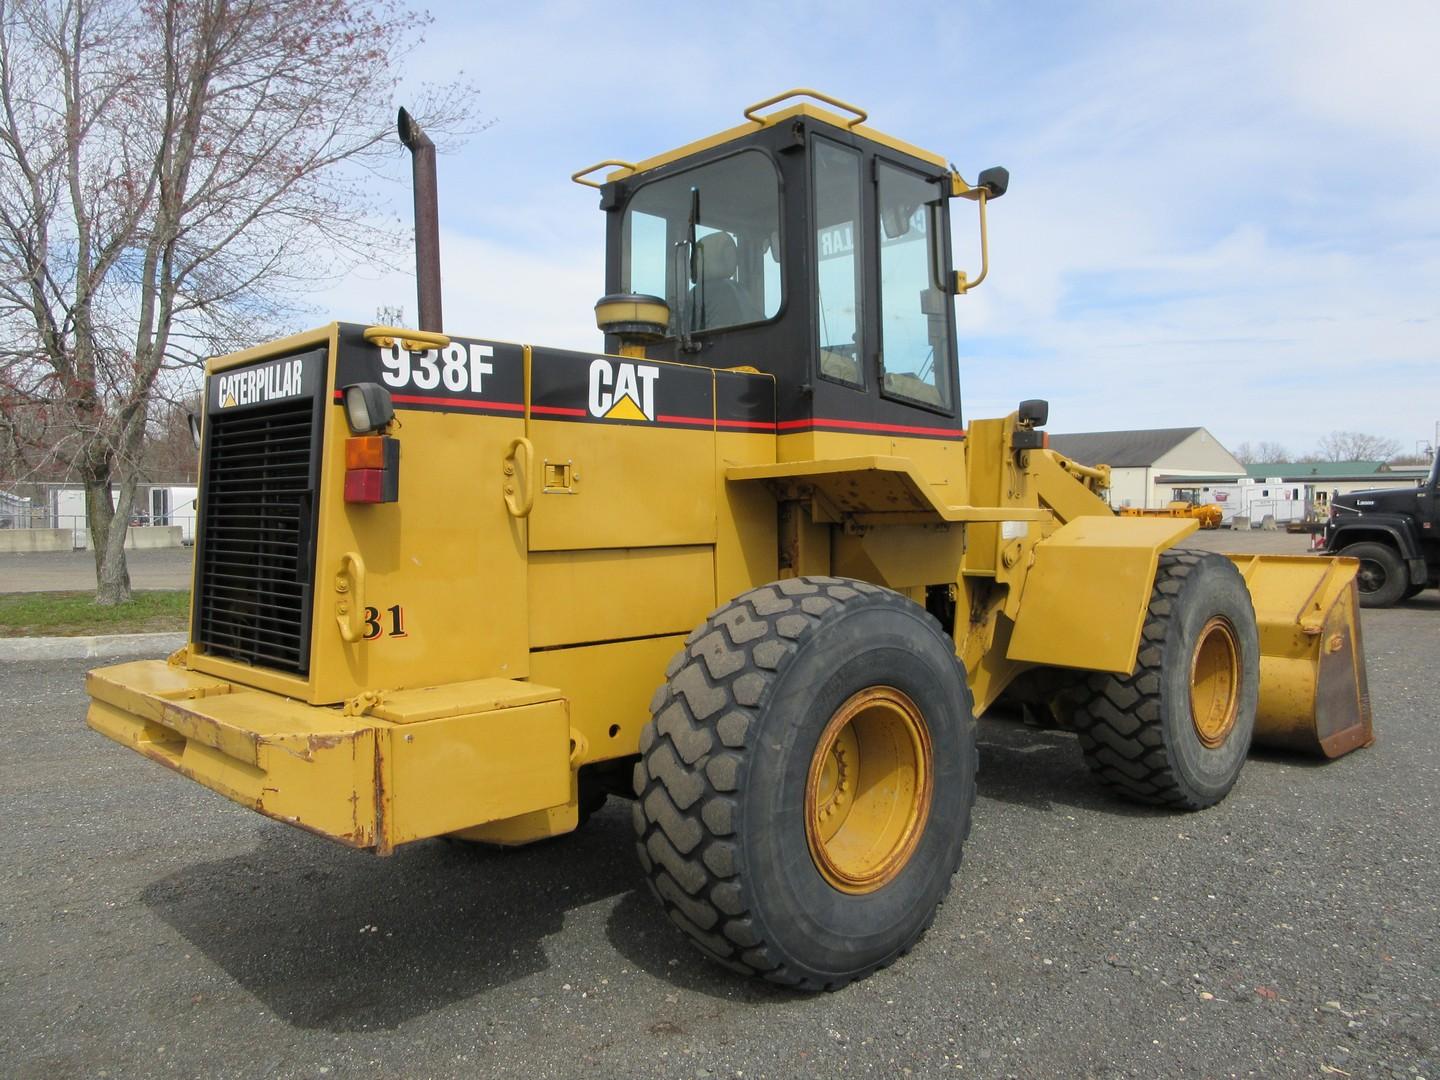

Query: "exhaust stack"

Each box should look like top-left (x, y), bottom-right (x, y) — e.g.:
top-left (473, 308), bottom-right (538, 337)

top-left (397, 107), bottom-right (442, 332)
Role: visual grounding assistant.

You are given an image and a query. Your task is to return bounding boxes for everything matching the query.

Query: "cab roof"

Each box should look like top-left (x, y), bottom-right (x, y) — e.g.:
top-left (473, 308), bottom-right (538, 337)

top-left (598, 99), bottom-right (949, 187)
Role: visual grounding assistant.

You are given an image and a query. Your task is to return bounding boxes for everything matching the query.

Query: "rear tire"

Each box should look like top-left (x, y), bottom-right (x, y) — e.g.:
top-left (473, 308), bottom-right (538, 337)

top-left (1402, 582), bottom-right (1425, 601)
top-left (1340, 541), bottom-right (1407, 608)
top-left (632, 577), bottom-right (976, 990)
top-left (1070, 549), bottom-right (1259, 810)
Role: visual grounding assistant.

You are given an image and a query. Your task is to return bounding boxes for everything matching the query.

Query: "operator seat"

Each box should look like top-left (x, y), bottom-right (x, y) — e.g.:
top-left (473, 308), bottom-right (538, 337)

top-left (691, 232), bottom-right (759, 330)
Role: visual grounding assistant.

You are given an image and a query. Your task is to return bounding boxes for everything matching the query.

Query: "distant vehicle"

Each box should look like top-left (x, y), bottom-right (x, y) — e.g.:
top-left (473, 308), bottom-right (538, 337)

top-left (1119, 499), bottom-right (1222, 529)
top-left (1196, 478), bottom-right (1310, 529)
top-left (1318, 455), bottom-right (1439, 607)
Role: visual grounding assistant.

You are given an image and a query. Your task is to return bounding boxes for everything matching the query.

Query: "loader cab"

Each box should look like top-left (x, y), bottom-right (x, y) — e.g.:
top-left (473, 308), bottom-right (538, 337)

top-left (588, 95), bottom-right (990, 438)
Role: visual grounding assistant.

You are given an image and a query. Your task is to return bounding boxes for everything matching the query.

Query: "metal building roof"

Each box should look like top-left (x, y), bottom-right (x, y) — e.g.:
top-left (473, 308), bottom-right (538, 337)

top-left (1046, 427), bottom-right (1203, 468)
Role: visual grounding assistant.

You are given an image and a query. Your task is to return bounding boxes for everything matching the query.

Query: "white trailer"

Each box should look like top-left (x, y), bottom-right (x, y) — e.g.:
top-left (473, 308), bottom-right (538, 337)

top-left (50, 484), bottom-right (198, 547)
top-left (51, 487), bottom-right (89, 548)
top-left (1196, 477), bottom-right (1311, 528)
top-left (147, 485), bottom-right (199, 543)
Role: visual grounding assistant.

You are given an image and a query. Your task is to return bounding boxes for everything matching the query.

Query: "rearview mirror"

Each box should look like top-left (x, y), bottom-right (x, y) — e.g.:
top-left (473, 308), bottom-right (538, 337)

top-left (977, 166), bottom-right (1009, 198)
top-left (1018, 399), bottom-right (1049, 427)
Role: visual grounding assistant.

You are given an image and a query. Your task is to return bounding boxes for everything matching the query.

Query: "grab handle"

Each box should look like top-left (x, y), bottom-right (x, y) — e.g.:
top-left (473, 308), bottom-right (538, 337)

top-left (362, 325), bottom-right (450, 352)
top-left (504, 437), bottom-right (535, 518)
top-left (335, 551), bottom-right (368, 643)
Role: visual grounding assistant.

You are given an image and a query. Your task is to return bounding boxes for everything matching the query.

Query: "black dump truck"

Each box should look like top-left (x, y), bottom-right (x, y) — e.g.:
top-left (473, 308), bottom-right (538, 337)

top-left (1319, 454), bottom-right (1440, 607)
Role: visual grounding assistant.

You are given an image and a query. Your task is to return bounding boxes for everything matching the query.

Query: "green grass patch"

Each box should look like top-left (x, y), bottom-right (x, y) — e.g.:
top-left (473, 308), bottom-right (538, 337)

top-left (0, 590), bottom-right (190, 637)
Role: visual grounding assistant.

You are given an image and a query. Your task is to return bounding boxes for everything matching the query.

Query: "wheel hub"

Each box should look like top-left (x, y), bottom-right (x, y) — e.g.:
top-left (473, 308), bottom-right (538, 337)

top-left (1190, 616), bottom-right (1240, 749)
top-left (1356, 560), bottom-right (1383, 592)
top-left (804, 686), bottom-right (933, 894)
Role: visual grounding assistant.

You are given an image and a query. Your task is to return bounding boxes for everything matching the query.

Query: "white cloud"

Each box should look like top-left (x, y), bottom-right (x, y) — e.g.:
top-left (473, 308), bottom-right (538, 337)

top-left (300, 1), bottom-right (1439, 457)
top-left (306, 222), bottom-right (603, 351)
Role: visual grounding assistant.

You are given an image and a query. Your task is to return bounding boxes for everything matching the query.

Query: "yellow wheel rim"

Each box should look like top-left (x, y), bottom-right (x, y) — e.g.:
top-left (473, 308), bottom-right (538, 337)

top-left (804, 686), bottom-right (933, 894)
top-left (1190, 616), bottom-right (1240, 749)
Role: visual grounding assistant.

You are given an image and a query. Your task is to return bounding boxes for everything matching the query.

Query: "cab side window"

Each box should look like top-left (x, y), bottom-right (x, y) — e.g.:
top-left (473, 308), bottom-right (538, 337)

top-left (877, 161), bottom-right (952, 410)
top-left (621, 150), bottom-right (782, 338)
top-left (813, 139), bottom-right (864, 386)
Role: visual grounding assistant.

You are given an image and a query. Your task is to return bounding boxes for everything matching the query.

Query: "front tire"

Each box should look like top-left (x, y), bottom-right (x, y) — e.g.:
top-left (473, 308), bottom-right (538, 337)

top-left (1340, 541), bottom-right (1407, 608)
top-left (632, 577), bottom-right (976, 990)
top-left (1070, 549), bottom-right (1260, 810)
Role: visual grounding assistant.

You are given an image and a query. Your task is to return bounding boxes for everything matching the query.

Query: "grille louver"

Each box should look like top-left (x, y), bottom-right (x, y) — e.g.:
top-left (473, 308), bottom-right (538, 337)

top-left (195, 363), bottom-right (322, 675)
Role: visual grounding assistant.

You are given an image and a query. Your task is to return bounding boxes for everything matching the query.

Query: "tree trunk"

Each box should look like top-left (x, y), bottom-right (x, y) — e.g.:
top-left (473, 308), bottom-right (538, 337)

top-left (85, 455), bottom-right (134, 606)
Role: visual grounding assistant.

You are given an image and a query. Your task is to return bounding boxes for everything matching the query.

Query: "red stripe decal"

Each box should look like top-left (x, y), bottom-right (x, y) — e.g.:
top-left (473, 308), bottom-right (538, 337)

top-left (530, 404), bottom-right (588, 417)
top-left (393, 394), bottom-right (524, 412)
top-left (777, 417), bottom-right (964, 438)
top-left (329, 391), bottom-right (948, 437)
top-left (331, 389), bottom-right (524, 414)
top-left (715, 417), bottom-right (778, 431)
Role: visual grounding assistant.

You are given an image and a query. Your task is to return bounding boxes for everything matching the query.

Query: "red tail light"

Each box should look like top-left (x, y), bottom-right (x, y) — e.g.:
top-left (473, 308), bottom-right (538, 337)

top-left (344, 435), bottom-right (400, 503)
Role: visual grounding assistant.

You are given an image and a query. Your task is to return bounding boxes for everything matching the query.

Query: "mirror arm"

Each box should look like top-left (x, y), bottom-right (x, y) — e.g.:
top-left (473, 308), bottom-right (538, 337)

top-left (954, 190), bottom-right (989, 294)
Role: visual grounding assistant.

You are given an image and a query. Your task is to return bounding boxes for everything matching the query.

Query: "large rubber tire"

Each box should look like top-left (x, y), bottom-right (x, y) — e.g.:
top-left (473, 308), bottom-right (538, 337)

top-left (1070, 549), bottom-right (1259, 810)
top-left (632, 576), bottom-right (976, 991)
top-left (1401, 582), bottom-right (1425, 601)
top-left (1340, 541), bottom-right (1407, 608)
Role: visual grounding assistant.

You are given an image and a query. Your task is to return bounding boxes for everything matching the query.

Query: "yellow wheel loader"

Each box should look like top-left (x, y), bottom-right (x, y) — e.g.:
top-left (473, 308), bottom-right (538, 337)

top-left (85, 91), bottom-right (1373, 990)
top-left (1119, 500), bottom-right (1224, 529)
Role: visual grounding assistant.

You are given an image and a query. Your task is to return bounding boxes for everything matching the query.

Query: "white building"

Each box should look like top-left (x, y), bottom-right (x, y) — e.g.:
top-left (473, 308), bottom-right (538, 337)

top-left (1047, 427), bottom-right (1246, 510)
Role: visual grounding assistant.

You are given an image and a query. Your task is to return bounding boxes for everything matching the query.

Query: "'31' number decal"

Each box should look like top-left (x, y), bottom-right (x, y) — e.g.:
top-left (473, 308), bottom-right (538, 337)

top-left (362, 604), bottom-right (407, 641)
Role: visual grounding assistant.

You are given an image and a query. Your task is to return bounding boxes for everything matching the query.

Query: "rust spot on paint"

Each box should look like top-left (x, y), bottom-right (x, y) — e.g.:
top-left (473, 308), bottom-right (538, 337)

top-left (373, 733), bottom-right (390, 855)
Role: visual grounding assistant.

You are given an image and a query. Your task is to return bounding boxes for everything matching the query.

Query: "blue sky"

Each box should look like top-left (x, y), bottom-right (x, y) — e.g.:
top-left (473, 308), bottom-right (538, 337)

top-left (314, 0), bottom-right (1440, 456)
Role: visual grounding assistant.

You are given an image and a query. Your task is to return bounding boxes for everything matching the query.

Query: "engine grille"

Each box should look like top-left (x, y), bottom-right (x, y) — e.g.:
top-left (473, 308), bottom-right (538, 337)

top-left (194, 385), bottom-right (320, 675)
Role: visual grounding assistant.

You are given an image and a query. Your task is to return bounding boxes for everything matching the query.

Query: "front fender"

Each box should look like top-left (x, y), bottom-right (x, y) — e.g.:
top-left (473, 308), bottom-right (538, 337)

top-left (1328, 517), bottom-right (1425, 583)
top-left (1005, 516), bottom-right (1197, 674)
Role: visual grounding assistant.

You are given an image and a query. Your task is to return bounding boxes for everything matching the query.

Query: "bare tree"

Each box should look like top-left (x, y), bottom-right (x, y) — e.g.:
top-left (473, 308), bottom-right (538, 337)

top-left (1389, 451), bottom-right (1434, 467)
top-left (1232, 440), bottom-right (1290, 465)
top-left (1315, 431), bottom-right (1402, 463)
top-left (140, 393), bottom-right (202, 484)
top-left (0, 0), bottom-right (474, 603)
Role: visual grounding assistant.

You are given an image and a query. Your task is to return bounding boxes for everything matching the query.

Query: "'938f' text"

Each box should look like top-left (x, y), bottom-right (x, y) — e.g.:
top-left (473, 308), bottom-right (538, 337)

top-left (379, 342), bottom-right (494, 395)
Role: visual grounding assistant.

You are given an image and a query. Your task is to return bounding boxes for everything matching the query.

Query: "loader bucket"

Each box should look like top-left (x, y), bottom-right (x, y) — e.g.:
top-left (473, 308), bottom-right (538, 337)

top-left (1227, 554), bottom-right (1374, 758)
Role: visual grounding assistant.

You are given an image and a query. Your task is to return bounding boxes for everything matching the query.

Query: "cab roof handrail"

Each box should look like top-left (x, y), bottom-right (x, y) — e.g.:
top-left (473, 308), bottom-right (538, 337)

top-left (571, 159), bottom-right (636, 189)
top-left (743, 88), bottom-right (867, 128)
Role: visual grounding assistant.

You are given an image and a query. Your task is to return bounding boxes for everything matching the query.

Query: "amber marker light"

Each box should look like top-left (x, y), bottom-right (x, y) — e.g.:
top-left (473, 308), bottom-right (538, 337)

top-left (345, 435), bottom-right (388, 470)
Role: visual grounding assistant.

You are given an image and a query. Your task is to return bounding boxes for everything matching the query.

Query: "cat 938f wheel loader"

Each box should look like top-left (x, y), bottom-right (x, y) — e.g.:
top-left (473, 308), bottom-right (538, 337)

top-left (86, 91), bottom-right (1374, 990)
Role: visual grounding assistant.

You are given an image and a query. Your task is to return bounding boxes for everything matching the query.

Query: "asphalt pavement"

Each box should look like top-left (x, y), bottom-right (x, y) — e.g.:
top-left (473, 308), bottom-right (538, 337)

top-left (2, 597), bottom-right (1437, 1079)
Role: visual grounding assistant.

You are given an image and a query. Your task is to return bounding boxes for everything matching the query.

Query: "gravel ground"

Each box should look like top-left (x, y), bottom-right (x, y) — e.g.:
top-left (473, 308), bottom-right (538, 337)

top-left (0, 548), bottom-right (194, 593)
top-left (2, 597), bottom-right (1437, 1079)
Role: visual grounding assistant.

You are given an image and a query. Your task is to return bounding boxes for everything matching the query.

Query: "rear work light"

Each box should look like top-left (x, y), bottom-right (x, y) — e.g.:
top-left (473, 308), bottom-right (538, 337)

top-left (344, 435), bottom-right (400, 503)
top-left (341, 382), bottom-right (395, 434)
